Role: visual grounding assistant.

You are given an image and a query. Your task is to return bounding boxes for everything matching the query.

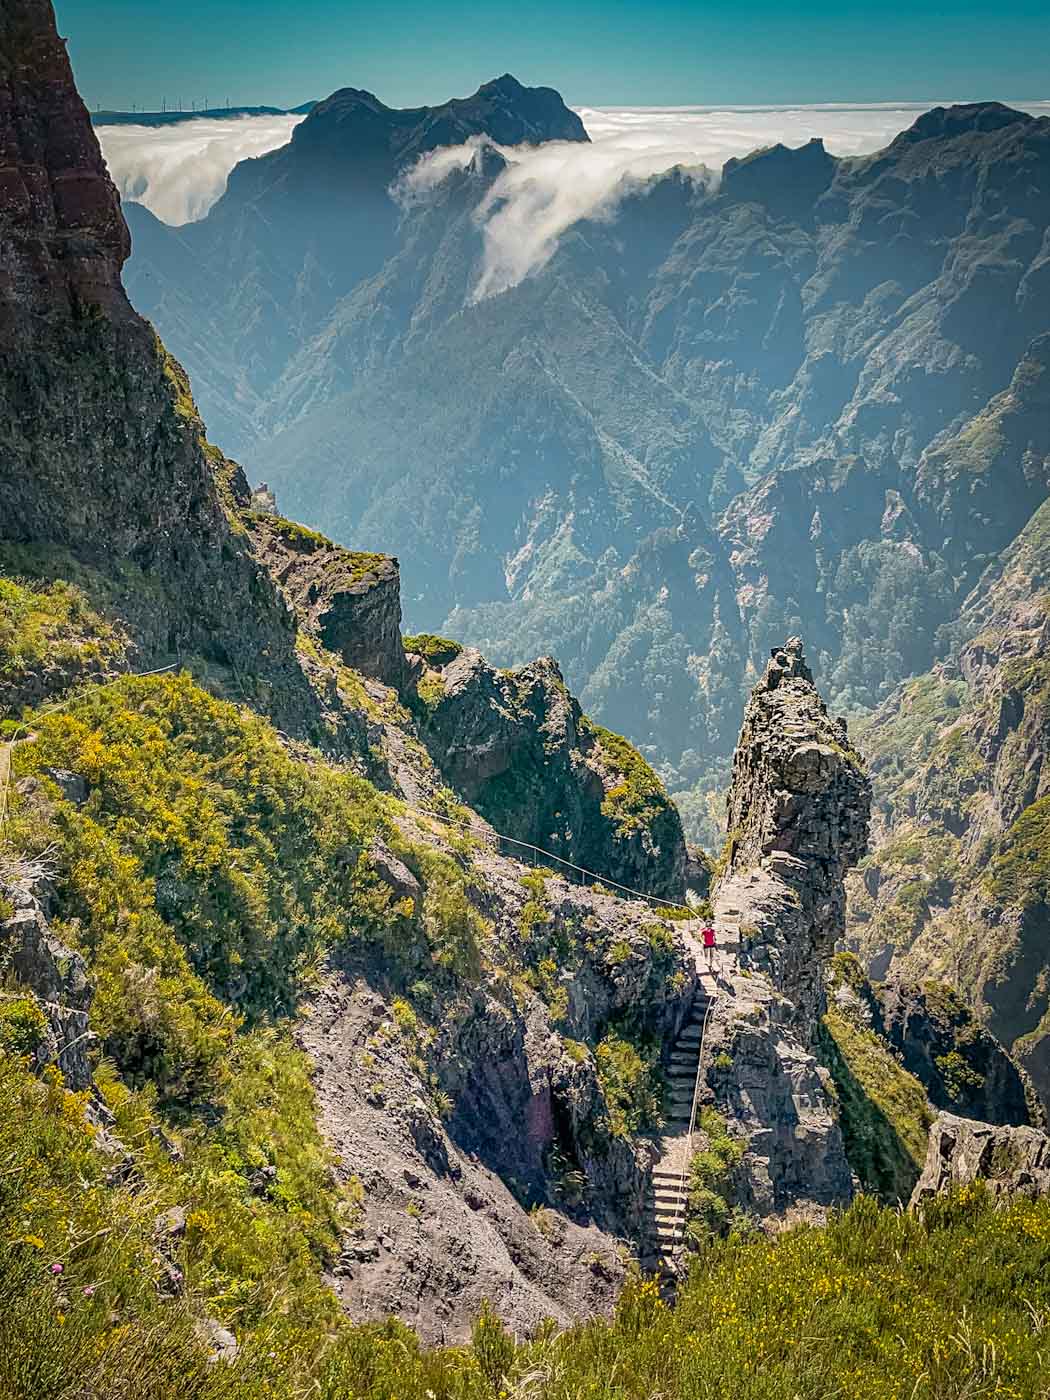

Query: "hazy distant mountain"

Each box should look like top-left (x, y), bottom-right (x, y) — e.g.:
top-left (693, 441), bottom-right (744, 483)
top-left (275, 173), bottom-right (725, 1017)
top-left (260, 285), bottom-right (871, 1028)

top-left (125, 94), bottom-right (1050, 841)
top-left (92, 104), bottom-right (316, 126)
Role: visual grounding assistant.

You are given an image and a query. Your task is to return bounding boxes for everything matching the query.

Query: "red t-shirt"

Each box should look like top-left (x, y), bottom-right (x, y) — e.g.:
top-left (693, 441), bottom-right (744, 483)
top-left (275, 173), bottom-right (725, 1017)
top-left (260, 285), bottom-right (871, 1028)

top-left (701, 927), bottom-right (716, 948)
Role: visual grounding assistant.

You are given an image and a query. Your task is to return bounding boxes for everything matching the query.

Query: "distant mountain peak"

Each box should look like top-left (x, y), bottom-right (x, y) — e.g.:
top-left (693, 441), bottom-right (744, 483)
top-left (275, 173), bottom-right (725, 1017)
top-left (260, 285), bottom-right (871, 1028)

top-left (899, 100), bottom-right (1037, 144)
top-left (721, 134), bottom-right (836, 215)
top-left (479, 73), bottom-right (526, 94)
top-left (216, 72), bottom-right (586, 216)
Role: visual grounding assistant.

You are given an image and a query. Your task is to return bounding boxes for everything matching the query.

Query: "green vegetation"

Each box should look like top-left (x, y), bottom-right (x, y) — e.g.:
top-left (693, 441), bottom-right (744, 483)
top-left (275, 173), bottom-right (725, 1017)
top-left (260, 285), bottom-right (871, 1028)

top-left (5, 1112), bottom-right (1048, 1400)
top-left (713, 825), bottom-right (743, 880)
top-left (402, 634), bottom-right (463, 667)
top-left (579, 717), bottom-right (670, 837)
top-left (593, 1029), bottom-right (663, 1138)
top-left (0, 575), bottom-right (125, 695)
top-left (415, 673), bottom-right (446, 711)
top-left (2, 672), bottom-right (497, 1095)
top-left (685, 1108), bottom-right (746, 1245)
top-left (856, 674), bottom-right (969, 811)
top-left (820, 1006), bottom-right (933, 1202)
top-left (260, 515), bottom-right (389, 585)
top-left (987, 794), bottom-right (1050, 909)
top-left (0, 997), bottom-right (48, 1057)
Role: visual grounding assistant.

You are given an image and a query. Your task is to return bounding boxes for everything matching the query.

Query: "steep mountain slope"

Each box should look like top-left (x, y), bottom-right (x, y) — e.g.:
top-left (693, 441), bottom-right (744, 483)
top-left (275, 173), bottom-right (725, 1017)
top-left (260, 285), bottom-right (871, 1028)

top-left (2, 5), bottom-right (1048, 1391)
top-left (0, 0), bottom-right (694, 1346)
top-left (847, 449), bottom-right (1050, 1113)
top-left (126, 97), bottom-right (1050, 844)
top-left (123, 77), bottom-right (586, 453)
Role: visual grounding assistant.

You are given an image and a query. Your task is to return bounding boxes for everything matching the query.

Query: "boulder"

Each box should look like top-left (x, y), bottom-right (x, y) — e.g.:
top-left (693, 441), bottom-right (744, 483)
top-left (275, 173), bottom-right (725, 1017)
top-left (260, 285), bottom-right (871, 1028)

top-left (910, 1112), bottom-right (1050, 1204)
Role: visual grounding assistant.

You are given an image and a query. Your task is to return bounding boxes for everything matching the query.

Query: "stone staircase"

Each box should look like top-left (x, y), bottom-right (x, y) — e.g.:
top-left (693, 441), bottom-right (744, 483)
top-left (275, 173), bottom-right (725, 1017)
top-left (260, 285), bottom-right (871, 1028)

top-left (642, 984), bottom-right (715, 1274)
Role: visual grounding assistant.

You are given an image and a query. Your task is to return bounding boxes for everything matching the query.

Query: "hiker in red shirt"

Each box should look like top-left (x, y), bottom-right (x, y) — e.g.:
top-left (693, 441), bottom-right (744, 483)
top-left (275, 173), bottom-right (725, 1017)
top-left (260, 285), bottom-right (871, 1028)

top-left (701, 924), bottom-right (716, 970)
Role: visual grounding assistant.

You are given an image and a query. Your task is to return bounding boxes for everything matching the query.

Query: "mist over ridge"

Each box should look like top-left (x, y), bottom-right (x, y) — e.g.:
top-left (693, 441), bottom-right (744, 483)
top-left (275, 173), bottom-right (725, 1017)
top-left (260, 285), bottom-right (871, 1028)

top-left (99, 96), bottom-right (1050, 285)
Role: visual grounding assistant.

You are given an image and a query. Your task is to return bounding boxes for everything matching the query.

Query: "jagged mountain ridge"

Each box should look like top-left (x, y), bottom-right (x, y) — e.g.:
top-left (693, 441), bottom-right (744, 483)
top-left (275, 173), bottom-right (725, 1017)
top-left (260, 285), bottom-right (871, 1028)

top-left (124, 97), bottom-right (1050, 843)
top-left (0, 0), bottom-right (697, 1342)
top-left (122, 75), bottom-right (586, 449)
top-left (2, 3), bottom-right (1048, 1385)
top-left (848, 467), bottom-right (1050, 1114)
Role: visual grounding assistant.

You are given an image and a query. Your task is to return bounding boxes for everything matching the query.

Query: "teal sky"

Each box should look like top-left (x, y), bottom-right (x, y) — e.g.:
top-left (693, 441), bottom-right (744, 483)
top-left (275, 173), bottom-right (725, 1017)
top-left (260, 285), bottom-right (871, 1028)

top-left (56, 0), bottom-right (1050, 111)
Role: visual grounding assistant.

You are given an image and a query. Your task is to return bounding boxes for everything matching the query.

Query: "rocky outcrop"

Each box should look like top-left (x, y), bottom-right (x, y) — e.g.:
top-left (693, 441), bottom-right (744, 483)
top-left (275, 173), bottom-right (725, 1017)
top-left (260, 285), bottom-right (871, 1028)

top-left (720, 637), bottom-right (871, 1024)
top-left (0, 871), bottom-right (93, 1090)
top-left (0, 0), bottom-right (314, 729)
top-left (0, 0), bottom-right (130, 327)
top-left (876, 978), bottom-right (1044, 1129)
top-left (910, 1112), bottom-right (1050, 1204)
top-left (702, 974), bottom-right (855, 1217)
top-left (414, 648), bottom-right (687, 900)
top-left (248, 514), bottom-right (407, 689)
top-left (299, 843), bottom-right (695, 1343)
top-left (681, 639), bottom-right (871, 1222)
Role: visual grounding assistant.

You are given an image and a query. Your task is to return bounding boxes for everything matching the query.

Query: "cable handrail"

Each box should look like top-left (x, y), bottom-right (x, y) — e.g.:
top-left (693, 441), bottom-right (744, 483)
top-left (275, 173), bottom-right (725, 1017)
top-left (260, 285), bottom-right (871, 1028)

top-left (410, 801), bottom-right (700, 917)
top-left (2, 667), bottom-right (698, 920)
top-left (669, 984), bottom-right (718, 1271)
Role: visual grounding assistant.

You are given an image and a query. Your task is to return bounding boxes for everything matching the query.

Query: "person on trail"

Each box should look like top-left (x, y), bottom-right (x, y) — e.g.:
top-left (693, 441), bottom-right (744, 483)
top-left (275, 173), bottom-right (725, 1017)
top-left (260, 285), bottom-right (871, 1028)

top-left (701, 924), bottom-right (716, 971)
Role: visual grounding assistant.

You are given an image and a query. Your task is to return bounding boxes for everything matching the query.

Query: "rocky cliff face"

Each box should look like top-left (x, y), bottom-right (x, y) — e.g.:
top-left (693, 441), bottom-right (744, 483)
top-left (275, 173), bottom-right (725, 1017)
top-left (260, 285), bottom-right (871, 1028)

top-left (720, 637), bottom-right (870, 1024)
top-left (413, 647), bottom-right (688, 901)
top-left (682, 640), bottom-right (870, 1219)
top-left (848, 492), bottom-right (1050, 1115)
top-left (911, 1112), bottom-right (1050, 1204)
top-left (248, 514), bottom-right (407, 689)
top-left (0, 7), bottom-right (709, 1348)
top-left (301, 849), bottom-right (694, 1343)
top-left (875, 978), bottom-right (1043, 1129)
top-left (0, 0), bottom-right (313, 730)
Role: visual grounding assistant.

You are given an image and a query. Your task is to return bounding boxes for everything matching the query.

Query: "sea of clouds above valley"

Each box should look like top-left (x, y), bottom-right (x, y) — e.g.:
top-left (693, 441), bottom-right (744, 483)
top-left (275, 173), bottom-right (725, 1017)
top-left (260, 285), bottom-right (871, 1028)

top-left (99, 99), bottom-right (1050, 291)
top-left (97, 113), bottom-right (303, 224)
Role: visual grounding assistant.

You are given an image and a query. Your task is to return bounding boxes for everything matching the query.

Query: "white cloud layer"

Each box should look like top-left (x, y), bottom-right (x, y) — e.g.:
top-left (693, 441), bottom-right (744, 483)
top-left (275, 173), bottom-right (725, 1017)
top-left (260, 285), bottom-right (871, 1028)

top-left (100, 100), bottom-right (1050, 297)
top-left (96, 114), bottom-right (304, 225)
top-left (402, 100), bottom-right (1050, 299)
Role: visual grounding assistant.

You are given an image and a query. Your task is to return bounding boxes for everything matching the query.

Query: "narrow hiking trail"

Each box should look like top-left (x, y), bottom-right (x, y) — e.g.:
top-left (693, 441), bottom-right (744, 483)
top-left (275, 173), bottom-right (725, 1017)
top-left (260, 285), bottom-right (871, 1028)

top-left (643, 929), bottom-right (736, 1274)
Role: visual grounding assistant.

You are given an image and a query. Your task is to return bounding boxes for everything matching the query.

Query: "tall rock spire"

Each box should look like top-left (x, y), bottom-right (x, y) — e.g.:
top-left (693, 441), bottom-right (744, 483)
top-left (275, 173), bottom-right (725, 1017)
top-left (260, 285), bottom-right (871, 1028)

top-left (718, 637), bottom-right (871, 1024)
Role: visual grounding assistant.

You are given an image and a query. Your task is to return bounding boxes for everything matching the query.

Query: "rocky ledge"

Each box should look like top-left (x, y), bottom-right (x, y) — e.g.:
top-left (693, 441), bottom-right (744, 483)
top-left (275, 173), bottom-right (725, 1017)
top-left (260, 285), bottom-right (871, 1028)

top-left (911, 1112), bottom-right (1050, 1203)
top-left (247, 513), bottom-right (407, 689)
top-left (411, 647), bottom-right (687, 901)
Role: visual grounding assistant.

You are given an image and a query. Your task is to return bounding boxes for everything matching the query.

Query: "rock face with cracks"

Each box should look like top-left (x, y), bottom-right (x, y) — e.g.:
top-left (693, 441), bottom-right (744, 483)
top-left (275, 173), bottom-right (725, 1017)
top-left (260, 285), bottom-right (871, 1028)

top-left (722, 637), bottom-right (871, 1026)
top-left (699, 639), bottom-right (870, 1219)
top-left (415, 647), bottom-right (688, 901)
top-left (911, 1112), bottom-right (1050, 1204)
